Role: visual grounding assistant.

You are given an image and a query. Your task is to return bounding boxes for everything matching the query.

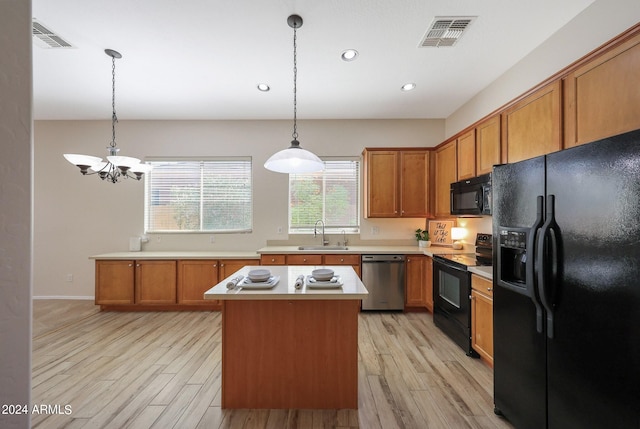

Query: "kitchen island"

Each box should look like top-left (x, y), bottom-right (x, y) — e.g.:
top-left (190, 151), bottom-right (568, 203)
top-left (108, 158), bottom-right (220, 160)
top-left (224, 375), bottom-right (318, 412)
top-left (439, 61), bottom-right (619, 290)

top-left (204, 265), bottom-right (368, 409)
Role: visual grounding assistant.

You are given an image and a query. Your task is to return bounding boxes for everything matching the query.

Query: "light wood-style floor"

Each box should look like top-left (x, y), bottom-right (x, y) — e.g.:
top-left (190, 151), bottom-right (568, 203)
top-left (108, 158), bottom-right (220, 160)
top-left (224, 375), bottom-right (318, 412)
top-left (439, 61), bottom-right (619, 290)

top-left (32, 300), bottom-right (513, 429)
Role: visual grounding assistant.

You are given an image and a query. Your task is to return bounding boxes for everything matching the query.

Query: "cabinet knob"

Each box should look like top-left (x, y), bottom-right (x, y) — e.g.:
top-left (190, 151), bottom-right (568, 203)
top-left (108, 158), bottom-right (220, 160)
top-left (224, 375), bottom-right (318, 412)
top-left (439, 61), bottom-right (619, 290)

top-left (213, 264), bottom-right (217, 267)
top-left (136, 264), bottom-right (140, 267)
top-left (340, 258), bottom-right (344, 262)
top-left (271, 258), bottom-right (275, 262)
top-left (487, 287), bottom-right (493, 292)
top-left (221, 263), bottom-right (225, 267)
top-left (128, 264), bottom-right (132, 267)
top-left (303, 258), bottom-right (307, 262)
top-left (469, 295), bottom-right (474, 300)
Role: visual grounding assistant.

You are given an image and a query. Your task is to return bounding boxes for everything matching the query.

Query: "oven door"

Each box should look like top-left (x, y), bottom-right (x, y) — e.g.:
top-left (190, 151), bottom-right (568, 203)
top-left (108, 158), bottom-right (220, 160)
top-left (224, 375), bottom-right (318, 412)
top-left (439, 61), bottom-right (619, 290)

top-left (432, 257), bottom-right (475, 355)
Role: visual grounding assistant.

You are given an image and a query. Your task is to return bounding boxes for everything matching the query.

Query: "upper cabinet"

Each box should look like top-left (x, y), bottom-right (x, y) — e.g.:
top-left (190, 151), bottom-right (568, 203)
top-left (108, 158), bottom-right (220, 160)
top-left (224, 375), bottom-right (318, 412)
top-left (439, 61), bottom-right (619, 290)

top-left (456, 129), bottom-right (476, 180)
top-left (434, 140), bottom-right (457, 218)
top-left (363, 148), bottom-right (430, 218)
top-left (564, 31), bottom-right (640, 148)
top-left (501, 80), bottom-right (562, 164)
top-left (475, 115), bottom-right (501, 175)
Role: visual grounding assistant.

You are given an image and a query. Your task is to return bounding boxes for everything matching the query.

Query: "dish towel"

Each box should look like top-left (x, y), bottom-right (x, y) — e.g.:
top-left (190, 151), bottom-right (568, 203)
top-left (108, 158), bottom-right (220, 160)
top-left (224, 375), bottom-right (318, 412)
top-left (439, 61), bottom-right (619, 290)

top-left (294, 274), bottom-right (305, 289)
top-left (226, 275), bottom-right (244, 289)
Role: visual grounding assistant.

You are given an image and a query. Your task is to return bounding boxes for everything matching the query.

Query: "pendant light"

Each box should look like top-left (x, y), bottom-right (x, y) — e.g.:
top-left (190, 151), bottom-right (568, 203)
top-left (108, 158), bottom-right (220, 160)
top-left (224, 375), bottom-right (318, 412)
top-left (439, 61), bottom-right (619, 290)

top-left (64, 49), bottom-right (151, 183)
top-left (264, 15), bottom-right (324, 174)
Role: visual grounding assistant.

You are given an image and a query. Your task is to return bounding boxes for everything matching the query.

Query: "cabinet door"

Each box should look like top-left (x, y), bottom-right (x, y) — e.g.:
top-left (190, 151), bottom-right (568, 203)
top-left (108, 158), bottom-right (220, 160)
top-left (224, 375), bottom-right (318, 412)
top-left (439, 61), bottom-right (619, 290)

top-left (177, 260), bottom-right (219, 305)
top-left (564, 32), bottom-right (640, 148)
top-left (405, 255), bottom-right (426, 307)
top-left (364, 150), bottom-right (399, 217)
top-left (424, 256), bottom-right (433, 312)
top-left (502, 80), bottom-right (562, 163)
top-left (456, 130), bottom-right (476, 180)
top-left (434, 140), bottom-right (457, 217)
top-left (135, 260), bottom-right (177, 305)
top-left (471, 274), bottom-right (494, 366)
top-left (95, 260), bottom-right (135, 305)
top-left (399, 150), bottom-right (430, 217)
top-left (476, 115), bottom-right (501, 175)
top-left (220, 259), bottom-right (258, 278)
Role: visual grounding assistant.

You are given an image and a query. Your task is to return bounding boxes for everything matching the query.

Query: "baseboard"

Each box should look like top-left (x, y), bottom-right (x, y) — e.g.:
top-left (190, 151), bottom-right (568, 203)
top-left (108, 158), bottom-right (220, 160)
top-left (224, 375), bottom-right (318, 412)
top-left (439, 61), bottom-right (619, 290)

top-left (33, 296), bottom-right (95, 300)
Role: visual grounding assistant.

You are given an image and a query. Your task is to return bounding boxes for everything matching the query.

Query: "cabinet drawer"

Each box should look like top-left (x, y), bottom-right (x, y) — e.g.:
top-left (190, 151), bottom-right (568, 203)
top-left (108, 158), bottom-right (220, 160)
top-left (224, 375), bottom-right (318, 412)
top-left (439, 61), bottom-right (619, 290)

top-left (323, 254), bottom-right (360, 265)
top-left (471, 274), bottom-right (493, 297)
top-left (260, 254), bottom-right (286, 265)
top-left (286, 254), bottom-right (323, 265)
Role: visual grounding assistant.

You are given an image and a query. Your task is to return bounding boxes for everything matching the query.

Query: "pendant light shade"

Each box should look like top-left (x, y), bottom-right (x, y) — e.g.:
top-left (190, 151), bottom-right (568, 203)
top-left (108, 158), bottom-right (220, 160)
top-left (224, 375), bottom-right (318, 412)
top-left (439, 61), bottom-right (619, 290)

top-left (264, 15), bottom-right (324, 174)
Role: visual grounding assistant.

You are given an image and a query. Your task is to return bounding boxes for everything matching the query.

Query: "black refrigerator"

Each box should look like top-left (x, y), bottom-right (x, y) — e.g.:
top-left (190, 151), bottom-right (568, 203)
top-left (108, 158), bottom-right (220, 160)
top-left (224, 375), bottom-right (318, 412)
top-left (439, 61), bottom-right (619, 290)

top-left (492, 129), bottom-right (640, 429)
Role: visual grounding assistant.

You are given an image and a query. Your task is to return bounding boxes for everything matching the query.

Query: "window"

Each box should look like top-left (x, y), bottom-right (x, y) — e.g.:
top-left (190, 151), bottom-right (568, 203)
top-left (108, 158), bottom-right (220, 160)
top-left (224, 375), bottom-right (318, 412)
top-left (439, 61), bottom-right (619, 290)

top-left (289, 158), bottom-right (360, 233)
top-left (144, 157), bottom-right (252, 233)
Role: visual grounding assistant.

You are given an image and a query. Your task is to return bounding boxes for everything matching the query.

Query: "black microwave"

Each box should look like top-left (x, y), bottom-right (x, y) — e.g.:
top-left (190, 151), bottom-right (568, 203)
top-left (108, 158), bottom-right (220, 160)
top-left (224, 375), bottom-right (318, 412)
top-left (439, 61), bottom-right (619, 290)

top-left (450, 173), bottom-right (492, 216)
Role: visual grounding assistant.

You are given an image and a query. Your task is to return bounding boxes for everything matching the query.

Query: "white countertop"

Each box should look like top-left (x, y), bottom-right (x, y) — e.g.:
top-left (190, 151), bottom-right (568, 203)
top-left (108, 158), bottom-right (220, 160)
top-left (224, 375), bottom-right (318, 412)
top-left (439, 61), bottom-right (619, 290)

top-left (468, 266), bottom-right (493, 280)
top-left (204, 265), bottom-right (368, 300)
top-left (257, 245), bottom-right (470, 256)
top-left (91, 245), bottom-right (472, 260)
top-left (90, 251), bottom-right (260, 260)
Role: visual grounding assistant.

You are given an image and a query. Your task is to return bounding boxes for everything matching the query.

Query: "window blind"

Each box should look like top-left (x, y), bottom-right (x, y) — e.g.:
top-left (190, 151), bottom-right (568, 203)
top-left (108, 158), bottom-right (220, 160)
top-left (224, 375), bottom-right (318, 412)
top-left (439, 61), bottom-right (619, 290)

top-left (289, 159), bottom-right (360, 233)
top-left (144, 158), bottom-right (252, 233)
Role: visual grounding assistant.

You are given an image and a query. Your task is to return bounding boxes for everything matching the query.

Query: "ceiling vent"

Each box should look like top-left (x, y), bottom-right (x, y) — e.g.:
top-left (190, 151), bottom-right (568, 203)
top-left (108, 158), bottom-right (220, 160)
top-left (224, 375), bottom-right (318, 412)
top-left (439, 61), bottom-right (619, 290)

top-left (32, 19), bottom-right (74, 49)
top-left (419, 16), bottom-right (476, 48)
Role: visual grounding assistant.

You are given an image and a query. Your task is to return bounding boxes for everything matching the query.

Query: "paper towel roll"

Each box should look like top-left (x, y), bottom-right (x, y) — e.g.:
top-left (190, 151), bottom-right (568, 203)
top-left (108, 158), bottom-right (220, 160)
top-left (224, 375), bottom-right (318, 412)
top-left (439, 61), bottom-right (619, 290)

top-left (294, 275), bottom-right (304, 289)
top-left (226, 275), bottom-right (244, 289)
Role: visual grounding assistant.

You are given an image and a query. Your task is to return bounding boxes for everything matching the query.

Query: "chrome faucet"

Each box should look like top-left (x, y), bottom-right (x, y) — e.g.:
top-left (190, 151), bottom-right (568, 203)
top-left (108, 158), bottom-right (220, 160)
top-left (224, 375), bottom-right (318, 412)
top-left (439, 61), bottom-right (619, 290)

top-left (342, 229), bottom-right (348, 247)
top-left (314, 220), bottom-right (329, 246)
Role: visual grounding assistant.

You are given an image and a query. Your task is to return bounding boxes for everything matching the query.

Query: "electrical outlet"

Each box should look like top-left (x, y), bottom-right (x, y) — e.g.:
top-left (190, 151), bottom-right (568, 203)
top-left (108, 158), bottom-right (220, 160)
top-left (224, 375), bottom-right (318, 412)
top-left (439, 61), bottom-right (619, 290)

top-left (209, 235), bottom-right (215, 243)
top-left (371, 226), bottom-right (380, 235)
top-left (277, 226), bottom-right (283, 234)
top-left (66, 274), bottom-right (73, 282)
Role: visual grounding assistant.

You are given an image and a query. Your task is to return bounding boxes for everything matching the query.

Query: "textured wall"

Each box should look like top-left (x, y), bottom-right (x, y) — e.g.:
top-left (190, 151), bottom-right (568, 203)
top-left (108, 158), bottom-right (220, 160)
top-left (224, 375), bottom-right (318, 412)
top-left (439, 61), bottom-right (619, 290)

top-left (0, 1), bottom-right (32, 428)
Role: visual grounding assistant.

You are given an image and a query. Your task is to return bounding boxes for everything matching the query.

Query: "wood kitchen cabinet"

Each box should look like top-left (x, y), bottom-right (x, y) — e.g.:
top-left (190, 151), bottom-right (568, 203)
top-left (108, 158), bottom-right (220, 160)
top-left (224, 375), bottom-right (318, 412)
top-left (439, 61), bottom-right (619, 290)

top-left (177, 260), bottom-right (219, 306)
top-left (220, 259), bottom-right (259, 278)
top-left (405, 255), bottom-right (433, 311)
top-left (135, 260), bottom-right (177, 305)
top-left (324, 254), bottom-right (361, 278)
top-left (456, 129), bottom-right (476, 180)
top-left (434, 140), bottom-right (457, 217)
top-left (95, 260), bottom-right (135, 305)
top-left (285, 254), bottom-right (323, 265)
top-left (475, 115), bottom-right (501, 175)
top-left (363, 148), bottom-right (430, 218)
top-left (564, 31), bottom-right (640, 148)
top-left (471, 274), bottom-right (493, 367)
top-left (501, 80), bottom-right (562, 163)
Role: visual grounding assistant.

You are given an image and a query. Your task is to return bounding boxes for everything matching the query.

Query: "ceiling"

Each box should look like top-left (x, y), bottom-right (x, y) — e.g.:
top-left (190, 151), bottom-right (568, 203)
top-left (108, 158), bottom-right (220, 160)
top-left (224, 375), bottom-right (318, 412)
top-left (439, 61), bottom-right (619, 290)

top-left (32, 0), bottom-right (595, 121)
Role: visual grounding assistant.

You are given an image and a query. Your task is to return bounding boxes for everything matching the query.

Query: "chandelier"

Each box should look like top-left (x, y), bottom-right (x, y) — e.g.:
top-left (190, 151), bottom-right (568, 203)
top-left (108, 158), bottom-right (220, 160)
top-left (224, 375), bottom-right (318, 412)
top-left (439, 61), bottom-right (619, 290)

top-left (64, 49), bottom-right (151, 183)
top-left (264, 15), bottom-right (324, 174)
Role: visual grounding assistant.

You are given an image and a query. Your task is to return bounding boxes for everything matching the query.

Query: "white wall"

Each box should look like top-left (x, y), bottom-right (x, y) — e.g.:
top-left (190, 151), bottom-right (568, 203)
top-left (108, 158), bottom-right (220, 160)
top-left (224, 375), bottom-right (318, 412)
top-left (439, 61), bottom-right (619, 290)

top-left (445, 0), bottom-right (640, 138)
top-left (34, 119), bottom-right (444, 298)
top-left (0, 1), bottom-right (32, 428)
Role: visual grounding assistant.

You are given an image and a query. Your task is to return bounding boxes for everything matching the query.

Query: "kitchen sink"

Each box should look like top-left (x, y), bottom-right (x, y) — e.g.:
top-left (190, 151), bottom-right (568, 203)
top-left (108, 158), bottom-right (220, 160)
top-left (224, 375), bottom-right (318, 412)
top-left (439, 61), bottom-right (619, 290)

top-left (297, 246), bottom-right (349, 251)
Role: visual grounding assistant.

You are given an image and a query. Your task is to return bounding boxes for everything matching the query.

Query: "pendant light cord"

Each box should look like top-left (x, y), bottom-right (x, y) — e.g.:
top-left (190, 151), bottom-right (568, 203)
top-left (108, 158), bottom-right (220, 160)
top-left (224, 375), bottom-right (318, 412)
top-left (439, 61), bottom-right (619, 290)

top-left (110, 54), bottom-right (118, 148)
top-left (292, 22), bottom-right (298, 141)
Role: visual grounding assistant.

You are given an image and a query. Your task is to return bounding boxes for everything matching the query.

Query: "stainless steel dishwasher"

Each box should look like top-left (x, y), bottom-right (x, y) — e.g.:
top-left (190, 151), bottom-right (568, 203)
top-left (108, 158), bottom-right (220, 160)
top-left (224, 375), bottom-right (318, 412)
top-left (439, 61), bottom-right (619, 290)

top-left (361, 254), bottom-right (405, 310)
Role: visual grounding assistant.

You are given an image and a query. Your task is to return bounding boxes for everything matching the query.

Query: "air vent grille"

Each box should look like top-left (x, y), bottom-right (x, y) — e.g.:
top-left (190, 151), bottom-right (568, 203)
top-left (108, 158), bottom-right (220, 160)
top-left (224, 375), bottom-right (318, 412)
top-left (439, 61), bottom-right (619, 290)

top-left (32, 19), bottom-right (74, 49)
top-left (420, 17), bottom-right (476, 48)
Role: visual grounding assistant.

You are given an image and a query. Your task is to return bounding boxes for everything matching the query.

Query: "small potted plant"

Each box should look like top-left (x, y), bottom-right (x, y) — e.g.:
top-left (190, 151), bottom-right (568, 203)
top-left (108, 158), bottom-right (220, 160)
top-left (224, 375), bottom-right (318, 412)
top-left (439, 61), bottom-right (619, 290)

top-left (415, 228), bottom-right (431, 247)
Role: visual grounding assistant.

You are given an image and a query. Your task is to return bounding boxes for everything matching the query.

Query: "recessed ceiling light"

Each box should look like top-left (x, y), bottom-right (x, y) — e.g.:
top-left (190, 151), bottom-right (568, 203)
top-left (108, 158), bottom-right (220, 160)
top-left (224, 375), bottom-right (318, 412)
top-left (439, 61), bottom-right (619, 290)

top-left (341, 49), bottom-right (359, 61)
top-left (257, 83), bottom-right (270, 92)
top-left (401, 83), bottom-right (416, 91)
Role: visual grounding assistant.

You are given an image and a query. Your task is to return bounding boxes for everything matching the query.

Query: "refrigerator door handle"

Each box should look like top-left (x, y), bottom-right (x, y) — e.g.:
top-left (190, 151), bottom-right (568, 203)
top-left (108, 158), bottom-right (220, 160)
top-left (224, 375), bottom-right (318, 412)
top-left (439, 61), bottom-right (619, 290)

top-left (537, 194), bottom-right (557, 339)
top-left (528, 195), bottom-right (545, 334)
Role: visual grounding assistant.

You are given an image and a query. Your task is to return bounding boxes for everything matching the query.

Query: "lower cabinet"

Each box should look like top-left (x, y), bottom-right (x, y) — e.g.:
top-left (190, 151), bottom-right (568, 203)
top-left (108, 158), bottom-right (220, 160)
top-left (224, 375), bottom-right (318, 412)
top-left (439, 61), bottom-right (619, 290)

top-left (471, 274), bottom-right (493, 366)
top-left (405, 255), bottom-right (433, 311)
top-left (96, 258), bottom-right (259, 311)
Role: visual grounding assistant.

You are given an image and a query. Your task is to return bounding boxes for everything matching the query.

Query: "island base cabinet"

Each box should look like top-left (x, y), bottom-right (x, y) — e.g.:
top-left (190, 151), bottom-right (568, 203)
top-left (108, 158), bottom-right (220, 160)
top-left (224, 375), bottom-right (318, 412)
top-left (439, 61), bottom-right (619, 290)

top-left (221, 299), bottom-right (359, 409)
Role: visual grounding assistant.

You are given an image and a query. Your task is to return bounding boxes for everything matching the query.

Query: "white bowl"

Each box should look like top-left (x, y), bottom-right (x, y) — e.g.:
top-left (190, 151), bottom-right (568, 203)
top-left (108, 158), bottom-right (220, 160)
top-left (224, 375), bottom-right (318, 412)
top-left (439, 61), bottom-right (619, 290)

top-left (248, 269), bottom-right (271, 282)
top-left (312, 268), bottom-right (334, 281)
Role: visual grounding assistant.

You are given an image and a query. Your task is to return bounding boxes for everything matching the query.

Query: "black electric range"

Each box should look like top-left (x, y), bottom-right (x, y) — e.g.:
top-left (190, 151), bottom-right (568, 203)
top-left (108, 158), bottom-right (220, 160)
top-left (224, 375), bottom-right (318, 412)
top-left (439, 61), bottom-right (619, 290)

top-left (432, 233), bottom-right (492, 357)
